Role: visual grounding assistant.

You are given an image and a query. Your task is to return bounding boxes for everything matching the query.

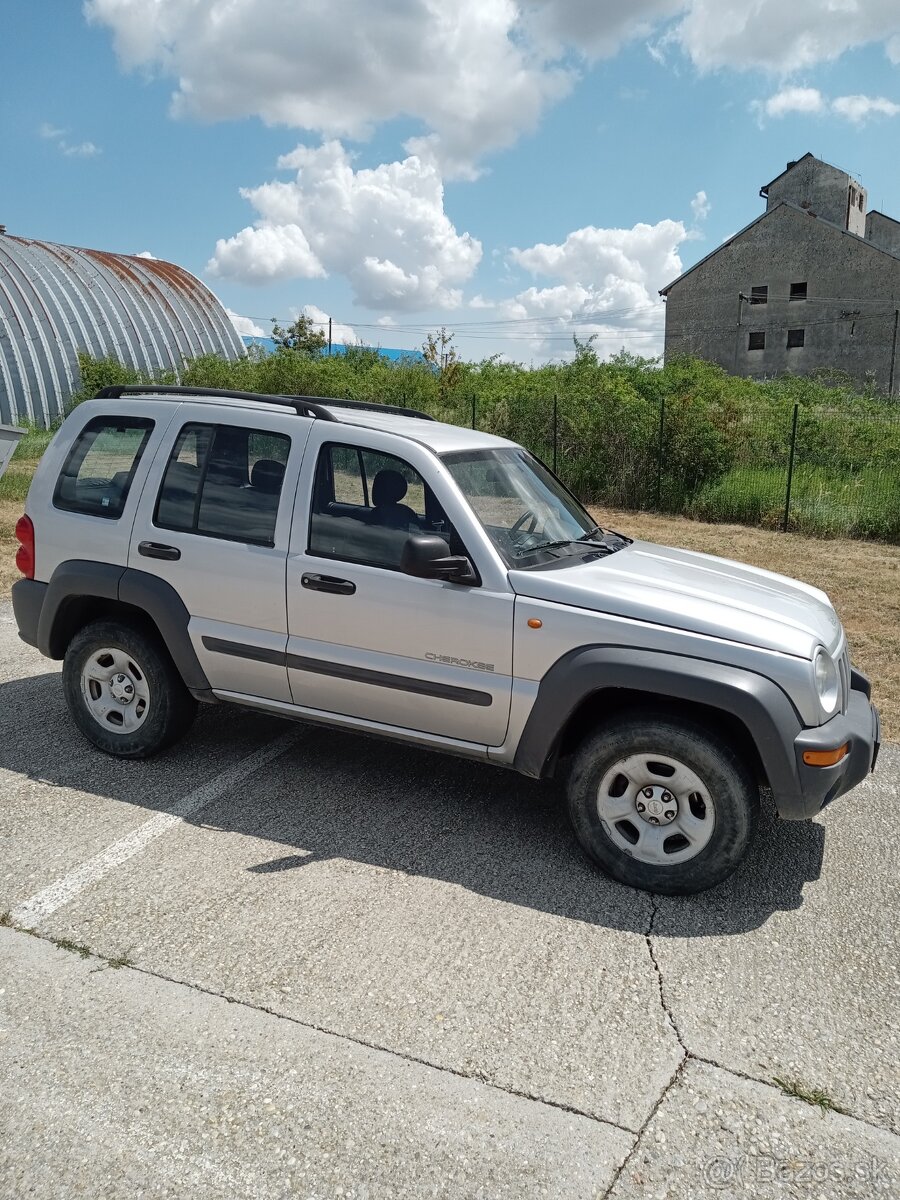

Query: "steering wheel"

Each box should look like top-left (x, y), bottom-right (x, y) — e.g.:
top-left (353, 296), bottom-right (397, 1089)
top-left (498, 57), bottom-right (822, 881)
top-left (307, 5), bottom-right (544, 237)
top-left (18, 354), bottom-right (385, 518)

top-left (510, 509), bottom-right (539, 536)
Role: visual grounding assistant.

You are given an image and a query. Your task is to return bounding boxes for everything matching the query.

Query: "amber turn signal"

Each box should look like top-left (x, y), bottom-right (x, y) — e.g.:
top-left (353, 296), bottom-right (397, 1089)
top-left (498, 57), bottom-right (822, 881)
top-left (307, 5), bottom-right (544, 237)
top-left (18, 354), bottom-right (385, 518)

top-left (527, 618), bottom-right (543, 629)
top-left (802, 743), bottom-right (850, 767)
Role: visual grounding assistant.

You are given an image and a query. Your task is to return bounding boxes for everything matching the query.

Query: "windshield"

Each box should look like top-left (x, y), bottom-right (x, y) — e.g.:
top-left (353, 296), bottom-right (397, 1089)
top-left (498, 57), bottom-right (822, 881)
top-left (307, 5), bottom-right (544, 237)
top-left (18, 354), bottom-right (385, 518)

top-left (442, 447), bottom-right (624, 568)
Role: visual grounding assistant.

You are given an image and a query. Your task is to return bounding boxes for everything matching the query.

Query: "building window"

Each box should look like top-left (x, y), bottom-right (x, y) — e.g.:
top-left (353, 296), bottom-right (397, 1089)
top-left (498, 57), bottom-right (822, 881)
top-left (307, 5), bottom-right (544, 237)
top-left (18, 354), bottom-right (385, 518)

top-left (787, 328), bottom-right (805, 349)
top-left (748, 332), bottom-right (765, 351)
top-left (750, 286), bottom-right (768, 305)
top-left (790, 281), bottom-right (808, 301)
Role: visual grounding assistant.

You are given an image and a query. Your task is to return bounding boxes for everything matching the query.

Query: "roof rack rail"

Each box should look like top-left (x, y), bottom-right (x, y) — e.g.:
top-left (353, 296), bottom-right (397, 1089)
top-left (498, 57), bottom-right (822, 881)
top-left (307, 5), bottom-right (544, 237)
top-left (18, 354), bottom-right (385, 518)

top-left (94, 384), bottom-right (338, 421)
top-left (291, 395), bottom-right (435, 421)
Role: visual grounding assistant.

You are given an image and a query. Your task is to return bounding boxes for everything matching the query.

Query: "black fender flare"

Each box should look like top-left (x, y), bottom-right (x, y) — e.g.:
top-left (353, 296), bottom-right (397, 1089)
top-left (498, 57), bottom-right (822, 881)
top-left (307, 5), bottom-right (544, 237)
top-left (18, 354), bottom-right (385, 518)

top-left (513, 645), bottom-right (803, 797)
top-left (37, 559), bottom-right (210, 693)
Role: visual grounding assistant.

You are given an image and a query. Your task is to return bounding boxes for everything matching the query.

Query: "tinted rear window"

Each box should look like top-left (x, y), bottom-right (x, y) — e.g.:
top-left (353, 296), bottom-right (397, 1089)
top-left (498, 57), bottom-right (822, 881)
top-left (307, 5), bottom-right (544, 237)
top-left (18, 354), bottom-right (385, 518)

top-left (155, 422), bottom-right (291, 546)
top-left (54, 416), bottom-right (154, 520)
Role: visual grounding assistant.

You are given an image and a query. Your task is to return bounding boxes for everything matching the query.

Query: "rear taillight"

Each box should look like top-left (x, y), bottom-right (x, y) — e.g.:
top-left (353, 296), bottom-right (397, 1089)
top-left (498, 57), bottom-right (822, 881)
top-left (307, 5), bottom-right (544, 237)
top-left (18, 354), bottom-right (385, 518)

top-left (15, 515), bottom-right (34, 579)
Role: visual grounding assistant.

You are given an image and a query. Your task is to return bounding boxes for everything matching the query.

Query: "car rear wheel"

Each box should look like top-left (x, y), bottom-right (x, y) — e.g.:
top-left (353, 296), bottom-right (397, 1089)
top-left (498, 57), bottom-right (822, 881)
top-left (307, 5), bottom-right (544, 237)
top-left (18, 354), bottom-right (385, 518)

top-left (567, 715), bottom-right (759, 894)
top-left (63, 619), bottom-right (196, 759)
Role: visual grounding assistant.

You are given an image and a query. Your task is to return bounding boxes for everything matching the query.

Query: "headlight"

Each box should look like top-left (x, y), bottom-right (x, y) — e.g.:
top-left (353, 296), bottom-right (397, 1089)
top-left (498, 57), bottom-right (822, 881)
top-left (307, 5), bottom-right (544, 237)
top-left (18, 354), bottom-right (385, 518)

top-left (813, 648), bottom-right (840, 715)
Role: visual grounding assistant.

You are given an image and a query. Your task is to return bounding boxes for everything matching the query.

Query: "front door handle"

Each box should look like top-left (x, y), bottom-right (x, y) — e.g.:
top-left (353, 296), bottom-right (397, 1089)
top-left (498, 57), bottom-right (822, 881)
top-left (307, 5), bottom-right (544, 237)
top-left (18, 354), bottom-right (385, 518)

top-left (301, 572), bottom-right (356, 596)
top-left (138, 541), bottom-right (181, 561)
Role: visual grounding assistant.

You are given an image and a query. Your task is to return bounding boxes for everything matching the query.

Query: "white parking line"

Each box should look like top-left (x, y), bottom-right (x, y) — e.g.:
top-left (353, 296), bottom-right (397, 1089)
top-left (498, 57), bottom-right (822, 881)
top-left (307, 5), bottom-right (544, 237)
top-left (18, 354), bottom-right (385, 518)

top-left (10, 730), bottom-right (300, 927)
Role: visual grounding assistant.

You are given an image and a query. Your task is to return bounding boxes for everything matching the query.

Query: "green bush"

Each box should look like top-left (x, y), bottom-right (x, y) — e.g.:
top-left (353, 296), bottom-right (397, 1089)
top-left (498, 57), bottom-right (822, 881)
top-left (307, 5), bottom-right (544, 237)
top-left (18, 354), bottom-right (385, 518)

top-left (41, 348), bottom-right (900, 545)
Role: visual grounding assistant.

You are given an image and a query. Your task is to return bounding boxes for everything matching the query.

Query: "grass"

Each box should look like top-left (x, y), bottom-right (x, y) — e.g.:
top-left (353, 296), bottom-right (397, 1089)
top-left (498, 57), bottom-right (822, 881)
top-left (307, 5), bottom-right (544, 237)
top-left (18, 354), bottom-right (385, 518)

top-left (50, 935), bottom-right (92, 959)
top-left (689, 464), bottom-right (900, 541)
top-left (772, 1075), bottom-right (848, 1115)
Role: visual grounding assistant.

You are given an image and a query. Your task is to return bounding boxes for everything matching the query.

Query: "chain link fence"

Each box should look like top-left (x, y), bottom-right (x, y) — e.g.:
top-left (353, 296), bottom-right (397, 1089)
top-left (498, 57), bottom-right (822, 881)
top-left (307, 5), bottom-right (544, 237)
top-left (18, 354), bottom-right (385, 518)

top-left (438, 393), bottom-right (900, 543)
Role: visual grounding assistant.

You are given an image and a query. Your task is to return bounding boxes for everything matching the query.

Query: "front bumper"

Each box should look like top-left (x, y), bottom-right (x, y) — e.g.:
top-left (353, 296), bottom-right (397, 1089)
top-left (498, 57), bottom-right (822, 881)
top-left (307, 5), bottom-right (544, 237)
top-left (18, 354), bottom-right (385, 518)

top-left (774, 682), bottom-right (880, 820)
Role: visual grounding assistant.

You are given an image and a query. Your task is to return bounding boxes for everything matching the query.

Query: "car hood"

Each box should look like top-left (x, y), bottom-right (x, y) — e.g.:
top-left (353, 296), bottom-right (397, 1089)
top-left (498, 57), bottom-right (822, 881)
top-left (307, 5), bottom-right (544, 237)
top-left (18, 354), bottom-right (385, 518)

top-left (508, 540), bottom-right (843, 659)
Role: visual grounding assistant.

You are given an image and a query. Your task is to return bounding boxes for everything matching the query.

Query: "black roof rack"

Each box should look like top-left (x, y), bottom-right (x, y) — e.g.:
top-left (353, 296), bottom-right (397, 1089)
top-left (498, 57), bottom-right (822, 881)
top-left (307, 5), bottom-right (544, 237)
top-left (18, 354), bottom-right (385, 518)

top-left (289, 395), bottom-right (434, 421)
top-left (94, 384), bottom-right (338, 421)
top-left (94, 385), bottom-right (435, 423)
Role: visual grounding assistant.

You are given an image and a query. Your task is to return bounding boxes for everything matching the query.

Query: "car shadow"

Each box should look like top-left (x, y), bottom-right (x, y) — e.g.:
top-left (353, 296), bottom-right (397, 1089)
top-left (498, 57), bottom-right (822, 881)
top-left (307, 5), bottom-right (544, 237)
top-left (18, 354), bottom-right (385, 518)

top-left (1, 671), bottom-right (825, 937)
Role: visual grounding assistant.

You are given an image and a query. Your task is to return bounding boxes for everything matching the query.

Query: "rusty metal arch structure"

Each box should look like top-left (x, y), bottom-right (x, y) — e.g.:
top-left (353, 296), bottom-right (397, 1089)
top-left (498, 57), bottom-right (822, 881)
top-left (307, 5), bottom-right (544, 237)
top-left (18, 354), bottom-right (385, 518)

top-left (0, 233), bottom-right (245, 425)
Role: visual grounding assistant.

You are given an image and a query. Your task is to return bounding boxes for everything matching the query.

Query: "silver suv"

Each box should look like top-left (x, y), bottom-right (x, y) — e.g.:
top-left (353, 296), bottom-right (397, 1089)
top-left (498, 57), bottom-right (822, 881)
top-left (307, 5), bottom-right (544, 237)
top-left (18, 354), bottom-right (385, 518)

top-left (11, 385), bottom-right (880, 894)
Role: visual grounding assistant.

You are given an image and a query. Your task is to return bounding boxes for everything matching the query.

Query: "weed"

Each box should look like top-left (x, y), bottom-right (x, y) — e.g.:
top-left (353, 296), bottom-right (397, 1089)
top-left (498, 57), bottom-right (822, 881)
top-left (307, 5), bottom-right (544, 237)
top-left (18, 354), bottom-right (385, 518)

top-left (772, 1076), bottom-right (848, 1115)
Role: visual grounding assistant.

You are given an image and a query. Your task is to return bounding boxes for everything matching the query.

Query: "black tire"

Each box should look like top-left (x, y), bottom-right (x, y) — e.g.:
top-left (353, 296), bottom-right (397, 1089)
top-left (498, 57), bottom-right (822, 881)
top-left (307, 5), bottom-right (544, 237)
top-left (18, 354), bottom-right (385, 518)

top-left (567, 714), bottom-right (759, 895)
top-left (63, 619), bottom-right (197, 759)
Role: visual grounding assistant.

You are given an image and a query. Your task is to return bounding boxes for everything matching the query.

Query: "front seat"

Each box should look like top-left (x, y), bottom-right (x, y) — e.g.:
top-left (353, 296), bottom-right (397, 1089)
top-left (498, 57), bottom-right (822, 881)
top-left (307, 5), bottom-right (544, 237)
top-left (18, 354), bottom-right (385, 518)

top-left (367, 468), bottom-right (419, 529)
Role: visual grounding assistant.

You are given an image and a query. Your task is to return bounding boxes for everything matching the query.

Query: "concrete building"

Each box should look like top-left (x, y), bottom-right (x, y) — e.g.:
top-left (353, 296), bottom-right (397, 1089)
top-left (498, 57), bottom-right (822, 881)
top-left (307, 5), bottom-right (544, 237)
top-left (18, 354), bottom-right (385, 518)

top-left (0, 228), bottom-right (244, 425)
top-left (660, 153), bottom-right (900, 392)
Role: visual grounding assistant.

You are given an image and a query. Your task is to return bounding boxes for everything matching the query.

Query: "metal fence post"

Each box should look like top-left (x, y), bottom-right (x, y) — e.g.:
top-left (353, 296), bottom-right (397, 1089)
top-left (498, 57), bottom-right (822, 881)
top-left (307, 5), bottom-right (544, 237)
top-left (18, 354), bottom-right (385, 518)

top-left (471, 393), bottom-right (476, 430)
top-left (783, 402), bottom-right (799, 533)
top-left (654, 396), bottom-right (666, 510)
top-left (552, 393), bottom-right (558, 475)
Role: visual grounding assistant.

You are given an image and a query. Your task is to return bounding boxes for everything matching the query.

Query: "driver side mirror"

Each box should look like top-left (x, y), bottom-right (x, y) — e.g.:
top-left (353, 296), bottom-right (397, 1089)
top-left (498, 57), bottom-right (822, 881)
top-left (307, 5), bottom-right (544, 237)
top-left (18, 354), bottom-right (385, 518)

top-left (400, 533), bottom-right (477, 585)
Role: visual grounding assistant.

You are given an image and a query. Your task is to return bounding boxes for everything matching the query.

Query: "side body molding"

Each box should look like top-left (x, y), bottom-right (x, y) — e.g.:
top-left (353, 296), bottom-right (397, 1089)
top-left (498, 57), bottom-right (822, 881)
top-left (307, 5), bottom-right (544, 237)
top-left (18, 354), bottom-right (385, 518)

top-left (36, 559), bottom-right (211, 694)
top-left (513, 645), bottom-right (803, 795)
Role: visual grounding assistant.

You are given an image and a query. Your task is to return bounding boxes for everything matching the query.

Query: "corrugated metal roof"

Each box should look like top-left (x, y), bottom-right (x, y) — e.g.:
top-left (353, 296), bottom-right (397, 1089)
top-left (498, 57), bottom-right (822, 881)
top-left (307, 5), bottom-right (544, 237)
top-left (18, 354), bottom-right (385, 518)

top-left (0, 232), bottom-right (245, 425)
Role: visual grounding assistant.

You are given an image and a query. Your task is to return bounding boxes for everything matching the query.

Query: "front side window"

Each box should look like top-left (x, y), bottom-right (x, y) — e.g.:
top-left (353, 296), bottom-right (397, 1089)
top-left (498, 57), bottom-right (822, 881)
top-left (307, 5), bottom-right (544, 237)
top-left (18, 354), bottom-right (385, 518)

top-left (309, 443), bottom-right (455, 569)
top-left (787, 328), bottom-right (806, 349)
top-left (54, 415), bottom-right (154, 519)
top-left (442, 447), bottom-right (626, 568)
top-left (155, 422), bottom-right (290, 546)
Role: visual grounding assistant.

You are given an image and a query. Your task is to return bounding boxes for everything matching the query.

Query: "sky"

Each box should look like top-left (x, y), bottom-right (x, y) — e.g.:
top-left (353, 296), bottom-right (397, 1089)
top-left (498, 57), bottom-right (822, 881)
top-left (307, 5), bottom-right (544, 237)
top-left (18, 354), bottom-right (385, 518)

top-left (4, 2), bottom-right (900, 364)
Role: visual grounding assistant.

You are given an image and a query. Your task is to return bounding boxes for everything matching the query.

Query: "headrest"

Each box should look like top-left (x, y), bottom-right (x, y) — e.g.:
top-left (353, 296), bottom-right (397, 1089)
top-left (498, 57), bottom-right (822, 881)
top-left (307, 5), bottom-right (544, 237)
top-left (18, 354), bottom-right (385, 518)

top-left (371, 468), bottom-right (409, 506)
top-left (250, 458), bottom-right (286, 494)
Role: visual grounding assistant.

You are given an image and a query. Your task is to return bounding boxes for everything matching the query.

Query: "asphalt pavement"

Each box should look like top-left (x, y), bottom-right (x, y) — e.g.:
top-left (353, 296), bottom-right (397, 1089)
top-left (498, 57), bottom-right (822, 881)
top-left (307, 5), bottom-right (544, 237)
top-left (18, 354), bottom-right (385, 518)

top-left (1, 600), bottom-right (898, 1198)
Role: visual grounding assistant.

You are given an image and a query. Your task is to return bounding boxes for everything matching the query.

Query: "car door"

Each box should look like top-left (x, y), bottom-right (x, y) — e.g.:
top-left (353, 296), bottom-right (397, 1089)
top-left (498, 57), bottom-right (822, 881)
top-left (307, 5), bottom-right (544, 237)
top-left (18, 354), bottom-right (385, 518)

top-left (285, 424), bottom-right (515, 745)
top-left (128, 402), bottom-right (310, 703)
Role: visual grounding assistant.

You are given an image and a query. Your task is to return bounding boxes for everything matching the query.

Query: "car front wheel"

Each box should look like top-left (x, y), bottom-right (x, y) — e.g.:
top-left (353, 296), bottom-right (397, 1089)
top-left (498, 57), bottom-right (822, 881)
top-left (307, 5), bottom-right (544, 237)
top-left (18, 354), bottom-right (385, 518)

top-left (567, 715), bottom-right (759, 894)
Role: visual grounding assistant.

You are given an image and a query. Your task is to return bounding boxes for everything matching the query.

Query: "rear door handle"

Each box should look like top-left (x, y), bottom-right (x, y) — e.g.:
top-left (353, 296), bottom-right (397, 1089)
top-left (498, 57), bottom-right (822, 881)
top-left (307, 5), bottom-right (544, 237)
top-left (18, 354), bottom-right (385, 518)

top-left (301, 572), bottom-right (355, 595)
top-left (138, 541), bottom-right (181, 561)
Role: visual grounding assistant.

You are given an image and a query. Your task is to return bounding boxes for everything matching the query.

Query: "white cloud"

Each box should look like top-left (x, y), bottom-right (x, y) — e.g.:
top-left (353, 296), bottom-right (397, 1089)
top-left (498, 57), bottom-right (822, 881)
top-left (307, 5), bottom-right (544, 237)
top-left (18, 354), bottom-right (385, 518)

top-left (521, 1), bottom-right (683, 60)
top-left (85, 0), bottom-right (570, 179)
top-left (209, 223), bottom-right (325, 284)
top-left (690, 189), bottom-right (711, 221)
top-left (832, 93), bottom-right (900, 122)
top-left (673, 0), bottom-right (900, 73)
top-left (208, 141), bottom-right (481, 310)
top-left (759, 86), bottom-right (825, 119)
top-left (224, 308), bottom-right (265, 337)
top-left (61, 141), bottom-right (101, 158)
top-left (299, 304), bottom-right (356, 346)
top-left (85, 1), bottom-right (900, 177)
top-left (135, 250), bottom-right (156, 259)
top-left (755, 86), bottom-right (900, 125)
top-left (38, 122), bottom-right (101, 157)
top-left (491, 217), bottom-right (690, 359)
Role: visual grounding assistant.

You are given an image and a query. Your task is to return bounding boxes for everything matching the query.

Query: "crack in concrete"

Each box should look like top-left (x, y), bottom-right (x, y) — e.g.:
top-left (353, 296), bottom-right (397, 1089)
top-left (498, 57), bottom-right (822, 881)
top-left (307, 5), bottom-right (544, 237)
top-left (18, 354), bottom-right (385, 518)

top-left (0, 923), bottom-right (641, 1138)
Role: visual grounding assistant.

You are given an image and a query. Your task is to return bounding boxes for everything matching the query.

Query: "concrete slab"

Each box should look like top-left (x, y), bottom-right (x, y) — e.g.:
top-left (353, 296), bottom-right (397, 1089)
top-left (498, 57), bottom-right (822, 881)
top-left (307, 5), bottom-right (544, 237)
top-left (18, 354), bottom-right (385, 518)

top-left (0, 927), bottom-right (634, 1200)
top-left (0, 641), bottom-right (303, 909)
top-left (610, 1060), bottom-right (900, 1199)
top-left (651, 750), bottom-right (900, 1134)
top-left (30, 722), bottom-right (682, 1132)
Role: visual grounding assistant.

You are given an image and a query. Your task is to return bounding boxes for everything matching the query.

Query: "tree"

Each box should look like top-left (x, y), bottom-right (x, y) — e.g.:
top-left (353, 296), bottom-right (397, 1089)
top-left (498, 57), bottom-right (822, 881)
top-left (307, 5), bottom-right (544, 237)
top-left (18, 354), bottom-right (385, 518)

top-left (422, 326), bottom-right (463, 400)
top-left (572, 332), bottom-right (599, 365)
top-left (270, 313), bottom-right (327, 354)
